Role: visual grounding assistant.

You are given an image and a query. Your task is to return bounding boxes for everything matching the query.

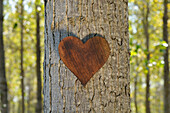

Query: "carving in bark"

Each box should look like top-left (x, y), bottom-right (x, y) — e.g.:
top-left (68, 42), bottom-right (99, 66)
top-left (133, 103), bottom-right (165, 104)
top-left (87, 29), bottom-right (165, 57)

top-left (44, 0), bottom-right (130, 112)
top-left (58, 36), bottom-right (110, 85)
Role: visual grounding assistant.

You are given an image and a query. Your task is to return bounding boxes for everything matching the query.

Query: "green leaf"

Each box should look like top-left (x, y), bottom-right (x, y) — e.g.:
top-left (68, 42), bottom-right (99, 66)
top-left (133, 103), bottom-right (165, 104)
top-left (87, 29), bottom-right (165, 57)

top-left (13, 23), bottom-right (18, 30)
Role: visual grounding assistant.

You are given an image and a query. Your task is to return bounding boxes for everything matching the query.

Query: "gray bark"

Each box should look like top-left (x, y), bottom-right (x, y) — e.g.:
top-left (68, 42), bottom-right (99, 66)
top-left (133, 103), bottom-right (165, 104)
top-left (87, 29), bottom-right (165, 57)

top-left (0, 0), bottom-right (8, 113)
top-left (43, 0), bottom-right (130, 113)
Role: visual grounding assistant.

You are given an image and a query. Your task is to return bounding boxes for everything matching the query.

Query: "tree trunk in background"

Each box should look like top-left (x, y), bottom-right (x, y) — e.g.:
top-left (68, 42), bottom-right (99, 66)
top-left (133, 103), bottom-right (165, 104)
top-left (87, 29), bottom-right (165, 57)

top-left (20, 0), bottom-right (25, 113)
top-left (43, 0), bottom-right (130, 112)
top-left (134, 57), bottom-right (138, 113)
top-left (0, 0), bottom-right (8, 113)
top-left (18, 101), bottom-right (21, 113)
top-left (163, 0), bottom-right (169, 113)
top-left (143, 2), bottom-right (150, 113)
top-left (36, 2), bottom-right (42, 113)
top-left (27, 79), bottom-right (31, 113)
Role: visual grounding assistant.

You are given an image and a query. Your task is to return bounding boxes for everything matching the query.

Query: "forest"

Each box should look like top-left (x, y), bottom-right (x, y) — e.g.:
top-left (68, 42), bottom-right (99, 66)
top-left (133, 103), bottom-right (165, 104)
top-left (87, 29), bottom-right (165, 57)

top-left (0, 0), bottom-right (169, 113)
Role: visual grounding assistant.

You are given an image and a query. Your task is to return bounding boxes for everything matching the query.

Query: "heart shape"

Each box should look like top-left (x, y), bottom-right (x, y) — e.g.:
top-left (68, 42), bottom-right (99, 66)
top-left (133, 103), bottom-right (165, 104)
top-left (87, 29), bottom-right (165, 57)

top-left (58, 36), bottom-right (110, 86)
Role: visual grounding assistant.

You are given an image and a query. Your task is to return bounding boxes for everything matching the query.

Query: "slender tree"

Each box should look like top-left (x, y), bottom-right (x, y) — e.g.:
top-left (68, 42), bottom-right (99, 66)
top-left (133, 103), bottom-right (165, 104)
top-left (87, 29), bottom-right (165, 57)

top-left (44, 0), bottom-right (130, 112)
top-left (35, 1), bottom-right (42, 113)
top-left (134, 57), bottom-right (138, 113)
top-left (27, 79), bottom-right (31, 113)
top-left (20, 0), bottom-right (25, 113)
top-left (0, 0), bottom-right (8, 113)
top-left (163, 0), bottom-right (169, 113)
top-left (142, 2), bottom-right (151, 113)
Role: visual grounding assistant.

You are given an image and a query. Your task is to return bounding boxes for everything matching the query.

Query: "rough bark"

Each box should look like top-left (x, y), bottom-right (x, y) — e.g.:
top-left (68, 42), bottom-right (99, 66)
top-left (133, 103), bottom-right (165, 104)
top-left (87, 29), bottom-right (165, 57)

top-left (20, 0), bottom-right (25, 113)
top-left (43, 0), bottom-right (130, 113)
top-left (36, 4), bottom-right (42, 113)
top-left (0, 0), bottom-right (8, 113)
top-left (163, 0), bottom-right (169, 113)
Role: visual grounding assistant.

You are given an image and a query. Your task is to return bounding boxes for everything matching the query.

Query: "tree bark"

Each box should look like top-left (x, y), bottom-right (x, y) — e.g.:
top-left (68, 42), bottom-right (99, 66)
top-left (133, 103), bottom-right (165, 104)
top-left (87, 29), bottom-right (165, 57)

top-left (36, 3), bottom-right (42, 113)
top-left (43, 0), bottom-right (130, 113)
top-left (163, 0), bottom-right (169, 113)
top-left (0, 0), bottom-right (8, 113)
top-left (20, 0), bottom-right (25, 113)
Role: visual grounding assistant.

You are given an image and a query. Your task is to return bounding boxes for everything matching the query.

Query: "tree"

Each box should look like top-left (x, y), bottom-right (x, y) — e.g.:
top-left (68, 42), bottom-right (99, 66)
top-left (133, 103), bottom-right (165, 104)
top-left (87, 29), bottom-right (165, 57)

top-left (163, 0), bottom-right (169, 113)
top-left (129, 0), bottom-right (166, 112)
top-left (134, 57), bottom-right (139, 113)
top-left (43, 0), bottom-right (130, 112)
top-left (142, 1), bottom-right (151, 113)
top-left (35, 0), bottom-right (42, 113)
top-left (0, 0), bottom-right (8, 113)
top-left (20, 0), bottom-right (25, 113)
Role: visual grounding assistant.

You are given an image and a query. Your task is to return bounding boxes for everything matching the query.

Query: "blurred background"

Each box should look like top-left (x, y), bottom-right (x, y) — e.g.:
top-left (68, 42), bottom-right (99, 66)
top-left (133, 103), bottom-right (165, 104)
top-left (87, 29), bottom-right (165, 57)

top-left (0, 0), bottom-right (169, 113)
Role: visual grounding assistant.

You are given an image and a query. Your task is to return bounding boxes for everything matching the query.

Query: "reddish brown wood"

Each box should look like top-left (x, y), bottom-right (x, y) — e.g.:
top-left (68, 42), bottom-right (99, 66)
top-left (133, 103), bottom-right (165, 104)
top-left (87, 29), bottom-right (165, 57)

top-left (58, 36), bottom-right (110, 86)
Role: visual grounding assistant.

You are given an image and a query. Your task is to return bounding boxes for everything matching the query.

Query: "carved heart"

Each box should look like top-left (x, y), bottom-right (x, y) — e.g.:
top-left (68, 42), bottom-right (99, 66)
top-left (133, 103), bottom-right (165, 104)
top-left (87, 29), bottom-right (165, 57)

top-left (58, 36), bottom-right (110, 86)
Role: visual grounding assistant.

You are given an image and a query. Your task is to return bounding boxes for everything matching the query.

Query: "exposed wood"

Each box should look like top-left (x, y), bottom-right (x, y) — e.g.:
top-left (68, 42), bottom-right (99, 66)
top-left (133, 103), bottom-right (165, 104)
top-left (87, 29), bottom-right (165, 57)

top-left (59, 36), bottom-right (110, 85)
top-left (35, 4), bottom-right (42, 113)
top-left (163, 0), bottom-right (169, 113)
top-left (20, 0), bottom-right (25, 113)
top-left (0, 0), bottom-right (8, 113)
top-left (44, 0), bottom-right (130, 112)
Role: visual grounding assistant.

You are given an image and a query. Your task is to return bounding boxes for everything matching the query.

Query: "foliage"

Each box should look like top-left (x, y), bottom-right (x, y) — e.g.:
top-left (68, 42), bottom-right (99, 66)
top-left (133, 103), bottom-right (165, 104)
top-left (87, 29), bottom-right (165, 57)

top-left (129, 0), bottom-right (168, 113)
top-left (3, 0), bottom-right (44, 112)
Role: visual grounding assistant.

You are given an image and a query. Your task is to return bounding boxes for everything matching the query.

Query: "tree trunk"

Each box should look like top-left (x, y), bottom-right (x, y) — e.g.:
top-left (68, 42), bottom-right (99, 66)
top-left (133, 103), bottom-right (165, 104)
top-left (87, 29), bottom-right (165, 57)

top-left (163, 0), bottom-right (169, 113)
top-left (36, 3), bottom-right (42, 113)
top-left (0, 0), bottom-right (8, 113)
top-left (20, 0), bottom-right (25, 113)
top-left (27, 81), bottom-right (31, 113)
top-left (142, 2), bottom-right (150, 113)
top-left (43, 0), bottom-right (130, 113)
top-left (134, 57), bottom-right (138, 113)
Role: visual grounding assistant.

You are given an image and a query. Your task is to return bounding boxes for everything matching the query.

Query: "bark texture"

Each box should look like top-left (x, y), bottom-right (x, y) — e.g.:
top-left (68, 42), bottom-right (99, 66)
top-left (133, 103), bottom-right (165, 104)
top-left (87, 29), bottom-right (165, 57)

top-left (0, 0), bottom-right (8, 113)
top-left (20, 0), bottom-right (25, 113)
top-left (36, 4), bottom-right (42, 113)
top-left (44, 0), bottom-right (130, 113)
top-left (163, 0), bottom-right (169, 113)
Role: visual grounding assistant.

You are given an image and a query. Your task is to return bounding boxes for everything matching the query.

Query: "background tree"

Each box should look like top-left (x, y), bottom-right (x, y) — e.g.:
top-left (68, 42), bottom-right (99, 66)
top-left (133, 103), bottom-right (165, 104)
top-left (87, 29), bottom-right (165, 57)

top-left (2, 0), bottom-right (45, 112)
top-left (35, 0), bottom-right (42, 113)
top-left (129, 0), bottom-right (168, 112)
top-left (20, 0), bottom-right (25, 113)
top-left (142, 2), bottom-right (151, 113)
top-left (43, 0), bottom-right (130, 112)
top-left (163, 0), bottom-right (169, 113)
top-left (0, 0), bottom-right (8, 113)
